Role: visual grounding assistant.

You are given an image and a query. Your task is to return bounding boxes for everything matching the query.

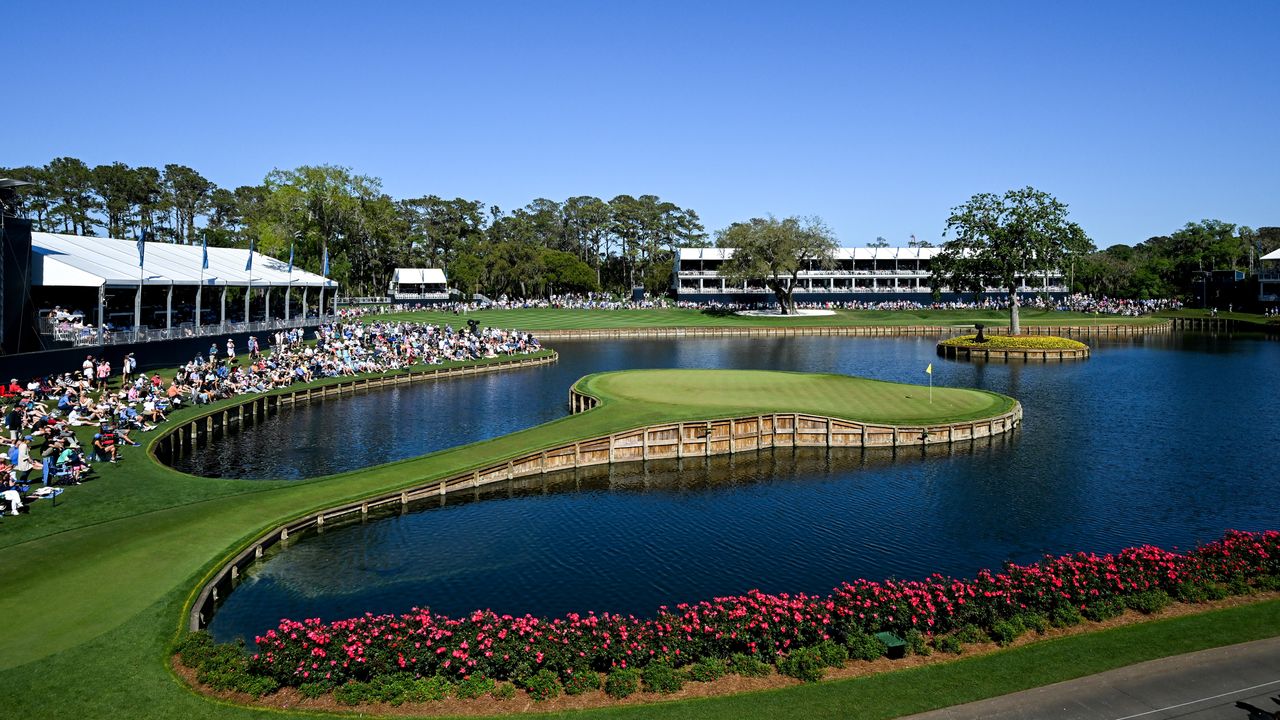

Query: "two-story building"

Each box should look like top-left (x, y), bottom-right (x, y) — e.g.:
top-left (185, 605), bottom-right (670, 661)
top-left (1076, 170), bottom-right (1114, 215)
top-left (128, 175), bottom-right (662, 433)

top-left (672, 247), bottom-right (1067, 304)
top-left (1259, 248), bottom-right (1280, 306)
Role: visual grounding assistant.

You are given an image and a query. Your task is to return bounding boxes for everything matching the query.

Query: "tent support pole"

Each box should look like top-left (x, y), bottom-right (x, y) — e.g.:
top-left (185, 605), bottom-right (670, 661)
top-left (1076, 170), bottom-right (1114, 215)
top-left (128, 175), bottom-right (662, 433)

top-left (166, 282), bottom-right (173, 333)
top-left (195, 285), bottom-right (202, 330)
top-left (97, 286), bottom-right (105, 342)
top-left (220, 288), bottom-right (227, 328)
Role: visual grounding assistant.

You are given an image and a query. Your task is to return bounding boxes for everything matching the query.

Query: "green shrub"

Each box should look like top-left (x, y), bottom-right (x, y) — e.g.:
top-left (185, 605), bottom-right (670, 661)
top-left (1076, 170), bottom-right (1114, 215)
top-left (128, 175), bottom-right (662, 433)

top-left (297, 681), bottom-right (334, 699)
top-left (455, 673), bottom-right (496, 700)
top-left (954, 624), bottom-right (989, 644)
top-left (685, 657), bottom-right (728, 682)
top-left (367, 673), bottom-right (418, 705)
top-left (728, 653), bottom-right (771, 677)
top-left (234, 674), bottom-right (279, 698)
top-left (642, 663), bottom-right (684, 694)
top-left (1226, 574), bottom-right (1253, 596)
top-left (562, 669), bottom-right (601, 696)
top-left (1206, 582), bottom-right (1230, 600)
top-left (904, 629), bottom-right (931, 656)
top-left (1125, 589), bottom-right (1172, 614)
top-left (777, 647), bottom-right (826, 683)
top-left (1050, 604), bottom-right (1083, 628)
top-left (1082, 597), bottom-right (1125, 622)
top-left (1256, 574), bottom-right (1280, 591)
top-left (846, 632), bottom-right (888, 661)
top-left (1019, 612), bottom-right (1049, 634)
top-left (333, 681), bottom-right (372, 706)
top-left (175, 631), bottom-right (216, 667)
top-left (815, 640), bottom-right (848, 667)
top-left (403, 676), bottom-right (452, 702)
top-left (522, 669), bottom-right (561, 702)
top-left (935, 635), bottom-right (964, 655)
top-left (990, 617), bottom-right (1027, 647)
top-left (604, 668), bottom-right (641, 698)
top-left (491, 682), bottom-right (516, 700)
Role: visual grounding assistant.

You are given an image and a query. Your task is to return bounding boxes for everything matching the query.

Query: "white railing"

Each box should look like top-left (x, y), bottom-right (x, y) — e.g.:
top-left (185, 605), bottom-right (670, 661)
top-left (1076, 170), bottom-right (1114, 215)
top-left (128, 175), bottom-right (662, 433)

top-left (337, 296), bottom-right (393, 305)
top-left (49, 315), bottom-right (326, 348)
top-left (391, 292), bottom-right (451, 300)
top-left (678, 285), bottom-right (1071, 295)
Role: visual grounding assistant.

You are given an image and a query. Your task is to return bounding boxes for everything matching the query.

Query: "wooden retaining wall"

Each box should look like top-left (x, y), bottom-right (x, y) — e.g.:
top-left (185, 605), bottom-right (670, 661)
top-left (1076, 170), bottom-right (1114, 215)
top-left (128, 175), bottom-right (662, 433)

top-left (535, 323), bottom-right (1170, 340)
top-left (152, 353), bottom-right (558, 464)
top-left (936, 344), bottom-right (1091, 362)
top-left (1168, 316), bottom-right (1238, 332)
top-left (188, 395), bottom-right (1021, 631)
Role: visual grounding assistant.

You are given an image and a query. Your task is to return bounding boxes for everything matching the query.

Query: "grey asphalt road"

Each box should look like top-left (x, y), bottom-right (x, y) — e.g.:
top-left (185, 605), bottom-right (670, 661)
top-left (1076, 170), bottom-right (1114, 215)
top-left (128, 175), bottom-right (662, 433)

top-left (900, 637), bottom-right (1280, 720)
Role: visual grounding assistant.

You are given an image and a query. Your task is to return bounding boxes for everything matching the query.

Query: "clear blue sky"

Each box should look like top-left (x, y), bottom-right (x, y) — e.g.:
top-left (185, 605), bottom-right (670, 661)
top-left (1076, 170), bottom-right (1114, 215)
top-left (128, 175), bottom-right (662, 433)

top-left (8, 1), bottom-right (1278, 247)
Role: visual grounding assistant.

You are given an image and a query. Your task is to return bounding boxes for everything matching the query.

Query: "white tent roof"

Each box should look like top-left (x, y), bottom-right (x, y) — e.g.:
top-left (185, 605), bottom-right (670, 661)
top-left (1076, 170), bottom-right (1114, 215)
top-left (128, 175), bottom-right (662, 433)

top-left (392, 268), bottom-right (447, 285)
top-left (30, 232), bottom-right (336, 289)
top-left (1262, 248), bottom-right (1280, 262)
top-left (678, 247), bottom-right (940, 261)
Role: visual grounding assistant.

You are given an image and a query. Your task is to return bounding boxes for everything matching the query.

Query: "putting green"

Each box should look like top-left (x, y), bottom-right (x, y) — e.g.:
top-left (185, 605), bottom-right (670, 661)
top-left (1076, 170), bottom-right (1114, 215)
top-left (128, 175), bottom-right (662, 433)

top-left (577, 369), bottom-right (1011, 425)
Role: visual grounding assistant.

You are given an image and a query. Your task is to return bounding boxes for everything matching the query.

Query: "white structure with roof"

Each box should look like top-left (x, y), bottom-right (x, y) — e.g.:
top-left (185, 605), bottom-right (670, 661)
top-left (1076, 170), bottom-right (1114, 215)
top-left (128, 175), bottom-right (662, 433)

top-left (673, 247), bottom-right (1066, 300)
top-left (388, 267), bottom-right (450, 302)
top-left (30, 232), bottom-right (337, 342)
top-left (1260, 248), bottom-right (1280, 304)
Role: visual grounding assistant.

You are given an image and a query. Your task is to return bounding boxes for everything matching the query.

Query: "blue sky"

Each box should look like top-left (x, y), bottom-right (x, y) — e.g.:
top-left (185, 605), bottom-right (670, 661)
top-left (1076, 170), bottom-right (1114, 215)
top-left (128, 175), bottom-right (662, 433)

top-left (8, 1), bottom-right (1278, 247)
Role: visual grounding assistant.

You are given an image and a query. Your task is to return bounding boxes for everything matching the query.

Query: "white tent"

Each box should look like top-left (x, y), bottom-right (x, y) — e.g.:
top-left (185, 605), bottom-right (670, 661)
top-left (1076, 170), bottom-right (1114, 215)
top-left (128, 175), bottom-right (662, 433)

top-left (391, 268), bottom-right (447, 286)
top-left (29, 232), bottom-right (337, 334)
top-left (31, 232), bottom-right (334, 288)
top-left (1261, 248), bottom-right (1280, 262)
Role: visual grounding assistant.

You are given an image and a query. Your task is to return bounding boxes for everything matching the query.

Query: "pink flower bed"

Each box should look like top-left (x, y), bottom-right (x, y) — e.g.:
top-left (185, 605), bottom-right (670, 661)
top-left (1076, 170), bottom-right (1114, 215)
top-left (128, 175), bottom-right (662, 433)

top-left (248, 530), bottom-right (1278, 687)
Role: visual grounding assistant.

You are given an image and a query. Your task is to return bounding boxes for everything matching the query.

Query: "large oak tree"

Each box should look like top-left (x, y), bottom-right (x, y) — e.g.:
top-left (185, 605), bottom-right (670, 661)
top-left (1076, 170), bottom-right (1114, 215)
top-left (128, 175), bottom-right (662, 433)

top-left (716, 215), bottom-right (838, 315)
top-left (932, 187), bottom-right (1091, 334)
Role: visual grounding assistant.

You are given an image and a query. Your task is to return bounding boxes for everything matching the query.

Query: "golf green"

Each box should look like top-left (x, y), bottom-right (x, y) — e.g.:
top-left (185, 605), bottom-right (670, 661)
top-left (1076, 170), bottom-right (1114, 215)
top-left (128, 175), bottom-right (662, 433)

top-left (576, 369), bottom-right (1011, 425)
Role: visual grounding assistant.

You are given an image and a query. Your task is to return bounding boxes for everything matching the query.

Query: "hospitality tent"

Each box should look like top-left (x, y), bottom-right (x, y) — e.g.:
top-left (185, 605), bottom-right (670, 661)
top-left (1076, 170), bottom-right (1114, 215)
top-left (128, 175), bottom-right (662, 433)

top-left (389, 267), bottom-right (450, 301)
top-left (31, 232), bottom-right (336, 331)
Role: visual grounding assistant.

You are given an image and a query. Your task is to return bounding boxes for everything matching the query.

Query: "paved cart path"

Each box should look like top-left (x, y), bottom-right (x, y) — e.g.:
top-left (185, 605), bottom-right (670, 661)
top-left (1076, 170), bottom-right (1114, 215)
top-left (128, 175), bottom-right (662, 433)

top-left (902, 636), bottom-right (1280, 720)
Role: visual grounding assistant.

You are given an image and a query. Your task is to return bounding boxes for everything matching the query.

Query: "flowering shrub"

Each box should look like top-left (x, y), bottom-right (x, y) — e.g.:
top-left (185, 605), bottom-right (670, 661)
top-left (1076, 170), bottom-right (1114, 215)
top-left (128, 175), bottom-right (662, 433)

top-left (224, 531), bottom-right (1278, 699)
top-left (940, 334), bottom-right (1087, 350)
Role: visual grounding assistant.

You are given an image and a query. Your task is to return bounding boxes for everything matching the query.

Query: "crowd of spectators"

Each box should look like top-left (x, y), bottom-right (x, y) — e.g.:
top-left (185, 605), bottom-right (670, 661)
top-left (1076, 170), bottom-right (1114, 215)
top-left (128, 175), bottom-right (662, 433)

top-left (0, 320), bottom-right (542, 517)
top-left (352, 291), bottom-right (1195, 317)
top-left (671, 293), bottom-right (1184, 315)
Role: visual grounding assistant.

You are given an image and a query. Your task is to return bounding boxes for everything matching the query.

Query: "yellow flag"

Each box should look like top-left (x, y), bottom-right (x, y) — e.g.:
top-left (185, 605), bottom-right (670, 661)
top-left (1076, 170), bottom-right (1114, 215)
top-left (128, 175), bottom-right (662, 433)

top-left (925, 363), bottom-right (932, 375)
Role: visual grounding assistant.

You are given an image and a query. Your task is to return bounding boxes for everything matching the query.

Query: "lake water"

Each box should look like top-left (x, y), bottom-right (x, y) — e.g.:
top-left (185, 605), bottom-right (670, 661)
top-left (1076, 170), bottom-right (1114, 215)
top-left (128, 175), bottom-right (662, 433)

top-left (204, 333), bottom-right (1280, 643)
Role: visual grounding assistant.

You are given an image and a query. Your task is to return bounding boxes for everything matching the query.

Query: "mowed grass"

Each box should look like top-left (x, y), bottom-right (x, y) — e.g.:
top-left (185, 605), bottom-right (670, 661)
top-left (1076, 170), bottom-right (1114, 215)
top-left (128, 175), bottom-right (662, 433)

top-left (374, 307), bottom-right (1171, 330)
top-left (579, 369), bottom-right (1011, 424)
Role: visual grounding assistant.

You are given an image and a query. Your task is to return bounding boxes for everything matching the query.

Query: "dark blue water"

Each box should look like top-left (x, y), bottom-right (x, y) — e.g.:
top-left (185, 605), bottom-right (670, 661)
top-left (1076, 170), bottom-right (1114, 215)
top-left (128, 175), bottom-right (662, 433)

top-left (206, 333), bottom-right (1280, 644)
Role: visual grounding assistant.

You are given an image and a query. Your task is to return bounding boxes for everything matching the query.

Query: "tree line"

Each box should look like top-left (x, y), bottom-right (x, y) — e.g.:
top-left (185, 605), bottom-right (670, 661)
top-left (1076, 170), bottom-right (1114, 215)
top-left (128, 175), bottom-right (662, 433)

top-left (3, 158), bottom-right (1276, 302)
top-left (1073, 220), bottom-right (1280, 299)
top-left (0, 159), bottom-right (708, 297)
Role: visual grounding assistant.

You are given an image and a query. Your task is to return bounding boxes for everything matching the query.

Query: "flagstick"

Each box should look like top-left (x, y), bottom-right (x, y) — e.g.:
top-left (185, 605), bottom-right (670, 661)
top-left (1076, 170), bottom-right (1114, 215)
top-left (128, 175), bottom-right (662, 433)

top-left (929, 372), bottom-right (933, 404)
